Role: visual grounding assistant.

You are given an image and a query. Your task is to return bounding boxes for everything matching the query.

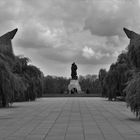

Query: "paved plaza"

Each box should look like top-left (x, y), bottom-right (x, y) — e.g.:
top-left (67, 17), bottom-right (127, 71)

top-left (0, 97), bottom-right (140, 140)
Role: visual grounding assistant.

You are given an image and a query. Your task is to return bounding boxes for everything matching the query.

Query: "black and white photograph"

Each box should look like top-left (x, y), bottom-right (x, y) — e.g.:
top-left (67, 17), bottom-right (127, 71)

top-left (0, 0), bottom-right (140, 140)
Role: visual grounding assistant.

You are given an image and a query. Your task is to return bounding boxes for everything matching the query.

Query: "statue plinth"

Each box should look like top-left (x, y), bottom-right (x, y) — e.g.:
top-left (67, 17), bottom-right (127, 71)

top-left (68, 79), bottom-right (81, 94)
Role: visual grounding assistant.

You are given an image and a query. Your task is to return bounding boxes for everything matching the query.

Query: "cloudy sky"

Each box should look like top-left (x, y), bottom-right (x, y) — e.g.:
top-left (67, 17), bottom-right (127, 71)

top-left (0, 0), bottom-right (140, 77)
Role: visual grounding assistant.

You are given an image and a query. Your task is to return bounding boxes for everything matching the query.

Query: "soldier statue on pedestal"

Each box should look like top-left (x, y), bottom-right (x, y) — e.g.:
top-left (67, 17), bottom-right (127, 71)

top-left (68, 62), bottom-right (81, 94)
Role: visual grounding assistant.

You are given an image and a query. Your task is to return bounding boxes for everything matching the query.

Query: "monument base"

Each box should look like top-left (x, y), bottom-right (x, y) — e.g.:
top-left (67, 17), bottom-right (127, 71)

top-left (68, 80), bottom-right (81, 94)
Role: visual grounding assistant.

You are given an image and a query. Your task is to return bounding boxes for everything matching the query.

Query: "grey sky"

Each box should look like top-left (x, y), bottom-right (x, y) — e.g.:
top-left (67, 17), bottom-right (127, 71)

top-left (0, 0), bottom-right (140, 77)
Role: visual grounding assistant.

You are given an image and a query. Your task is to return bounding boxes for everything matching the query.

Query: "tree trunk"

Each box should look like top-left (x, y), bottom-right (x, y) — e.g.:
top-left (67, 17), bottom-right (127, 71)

top-left (2, 93), bottom-right (6, 107)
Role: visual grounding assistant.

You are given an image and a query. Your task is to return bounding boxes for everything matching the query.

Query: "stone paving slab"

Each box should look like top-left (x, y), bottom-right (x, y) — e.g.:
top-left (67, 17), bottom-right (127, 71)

top-left (0, 97), bottom-right (140, 140)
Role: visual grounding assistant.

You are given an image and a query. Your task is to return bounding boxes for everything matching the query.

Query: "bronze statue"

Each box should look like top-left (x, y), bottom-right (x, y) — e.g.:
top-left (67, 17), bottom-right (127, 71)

top-left (71, 62), bottom-right (78, 80)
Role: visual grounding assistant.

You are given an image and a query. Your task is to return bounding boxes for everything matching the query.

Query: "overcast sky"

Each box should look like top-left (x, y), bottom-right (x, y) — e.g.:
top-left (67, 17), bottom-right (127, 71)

top-left (0, 0), bottom-right (140, 77)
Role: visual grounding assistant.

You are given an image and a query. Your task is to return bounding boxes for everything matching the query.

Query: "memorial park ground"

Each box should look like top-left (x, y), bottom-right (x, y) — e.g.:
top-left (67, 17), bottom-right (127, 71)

top-left (0, 97), bottom-right (140, 140)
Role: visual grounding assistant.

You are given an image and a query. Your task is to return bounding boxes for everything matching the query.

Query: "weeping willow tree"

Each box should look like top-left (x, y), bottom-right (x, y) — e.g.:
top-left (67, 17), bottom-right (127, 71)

top-left (0, 60), bottom-right (13, 106)
top-left (123, 28), bottom-right (140, 118)
top-left (13, 56), bottom-right (44, 101)
top-left (99, 69), bottom-right (107, 97)
top-left (12, 56), bottom-right (30, 101)
top-left (104, 63), bottom-right (119, 101)
top-left (124, 72), bottom-right (140, 118)
top-left (23, 65), bottom-right (44, 101)
top-left (101, 57), bottom-right (130, 101)
top-left (116, 52), bottom-right (130, 97)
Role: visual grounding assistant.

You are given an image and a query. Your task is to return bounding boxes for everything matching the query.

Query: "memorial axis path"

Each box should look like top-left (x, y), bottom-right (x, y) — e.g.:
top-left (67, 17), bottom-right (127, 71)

top-left (0, 97), bottom-right (140, 140)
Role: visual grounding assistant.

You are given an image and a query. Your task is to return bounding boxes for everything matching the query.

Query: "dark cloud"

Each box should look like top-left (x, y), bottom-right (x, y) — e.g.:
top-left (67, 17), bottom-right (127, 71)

top-left (0, 0), bottom-right (140, 76)
top-left (84, 0), bottom-right (140, 37)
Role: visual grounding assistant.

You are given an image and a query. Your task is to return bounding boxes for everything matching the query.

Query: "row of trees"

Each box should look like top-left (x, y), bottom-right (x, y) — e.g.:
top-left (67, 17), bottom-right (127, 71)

top-left (99, 51), bottom-right (130, 100)
top-left (98, 28), bottom-right (140, 118)
top-left (79, 75), bottom-right (101, 94)
top-left (12, 56), bottom-right (44, 102)
top-left (0, 29), bottom-right (44, 107)
top-left (43, 76), bottom-right (69, 94)
top-left (43, 74), bottom-right (101, 95)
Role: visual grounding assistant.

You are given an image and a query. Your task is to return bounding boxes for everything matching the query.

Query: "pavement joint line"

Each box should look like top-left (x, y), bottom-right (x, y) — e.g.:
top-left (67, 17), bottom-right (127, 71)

top-left (79, 100), bottom-right (85, 140)
top-left (64, 99), bottom-right (73, 140)
top-left (43, 99), bottom-right (68, 140)
top-left (85, 99), bottom-right (106, 140)
top-left (1, 98), bottom-right (140, 140)
top-left (4, 101), bottom-right (53, 139)
top-left (100, 100), bottom-right (140, 136)
top-left (25, 104), bottom-right (57, 137)
top-left (93, 101), bottom-right (126, 140)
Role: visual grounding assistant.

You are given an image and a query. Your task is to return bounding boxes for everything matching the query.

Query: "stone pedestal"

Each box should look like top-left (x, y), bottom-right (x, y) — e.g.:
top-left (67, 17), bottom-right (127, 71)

top-left (68, 80), bottom-right (81, 94)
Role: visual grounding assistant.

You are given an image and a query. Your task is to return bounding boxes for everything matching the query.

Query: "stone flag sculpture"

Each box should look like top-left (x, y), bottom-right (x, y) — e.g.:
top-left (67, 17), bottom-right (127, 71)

top-left (0, 28), bottom-right (18, 107)
top-left (0, 28), bottom-right (18, 55)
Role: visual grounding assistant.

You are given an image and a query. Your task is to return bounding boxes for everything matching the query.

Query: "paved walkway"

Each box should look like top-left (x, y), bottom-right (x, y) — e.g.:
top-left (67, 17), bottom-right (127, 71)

top-left (0, 97), bottom-right (140, 140)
